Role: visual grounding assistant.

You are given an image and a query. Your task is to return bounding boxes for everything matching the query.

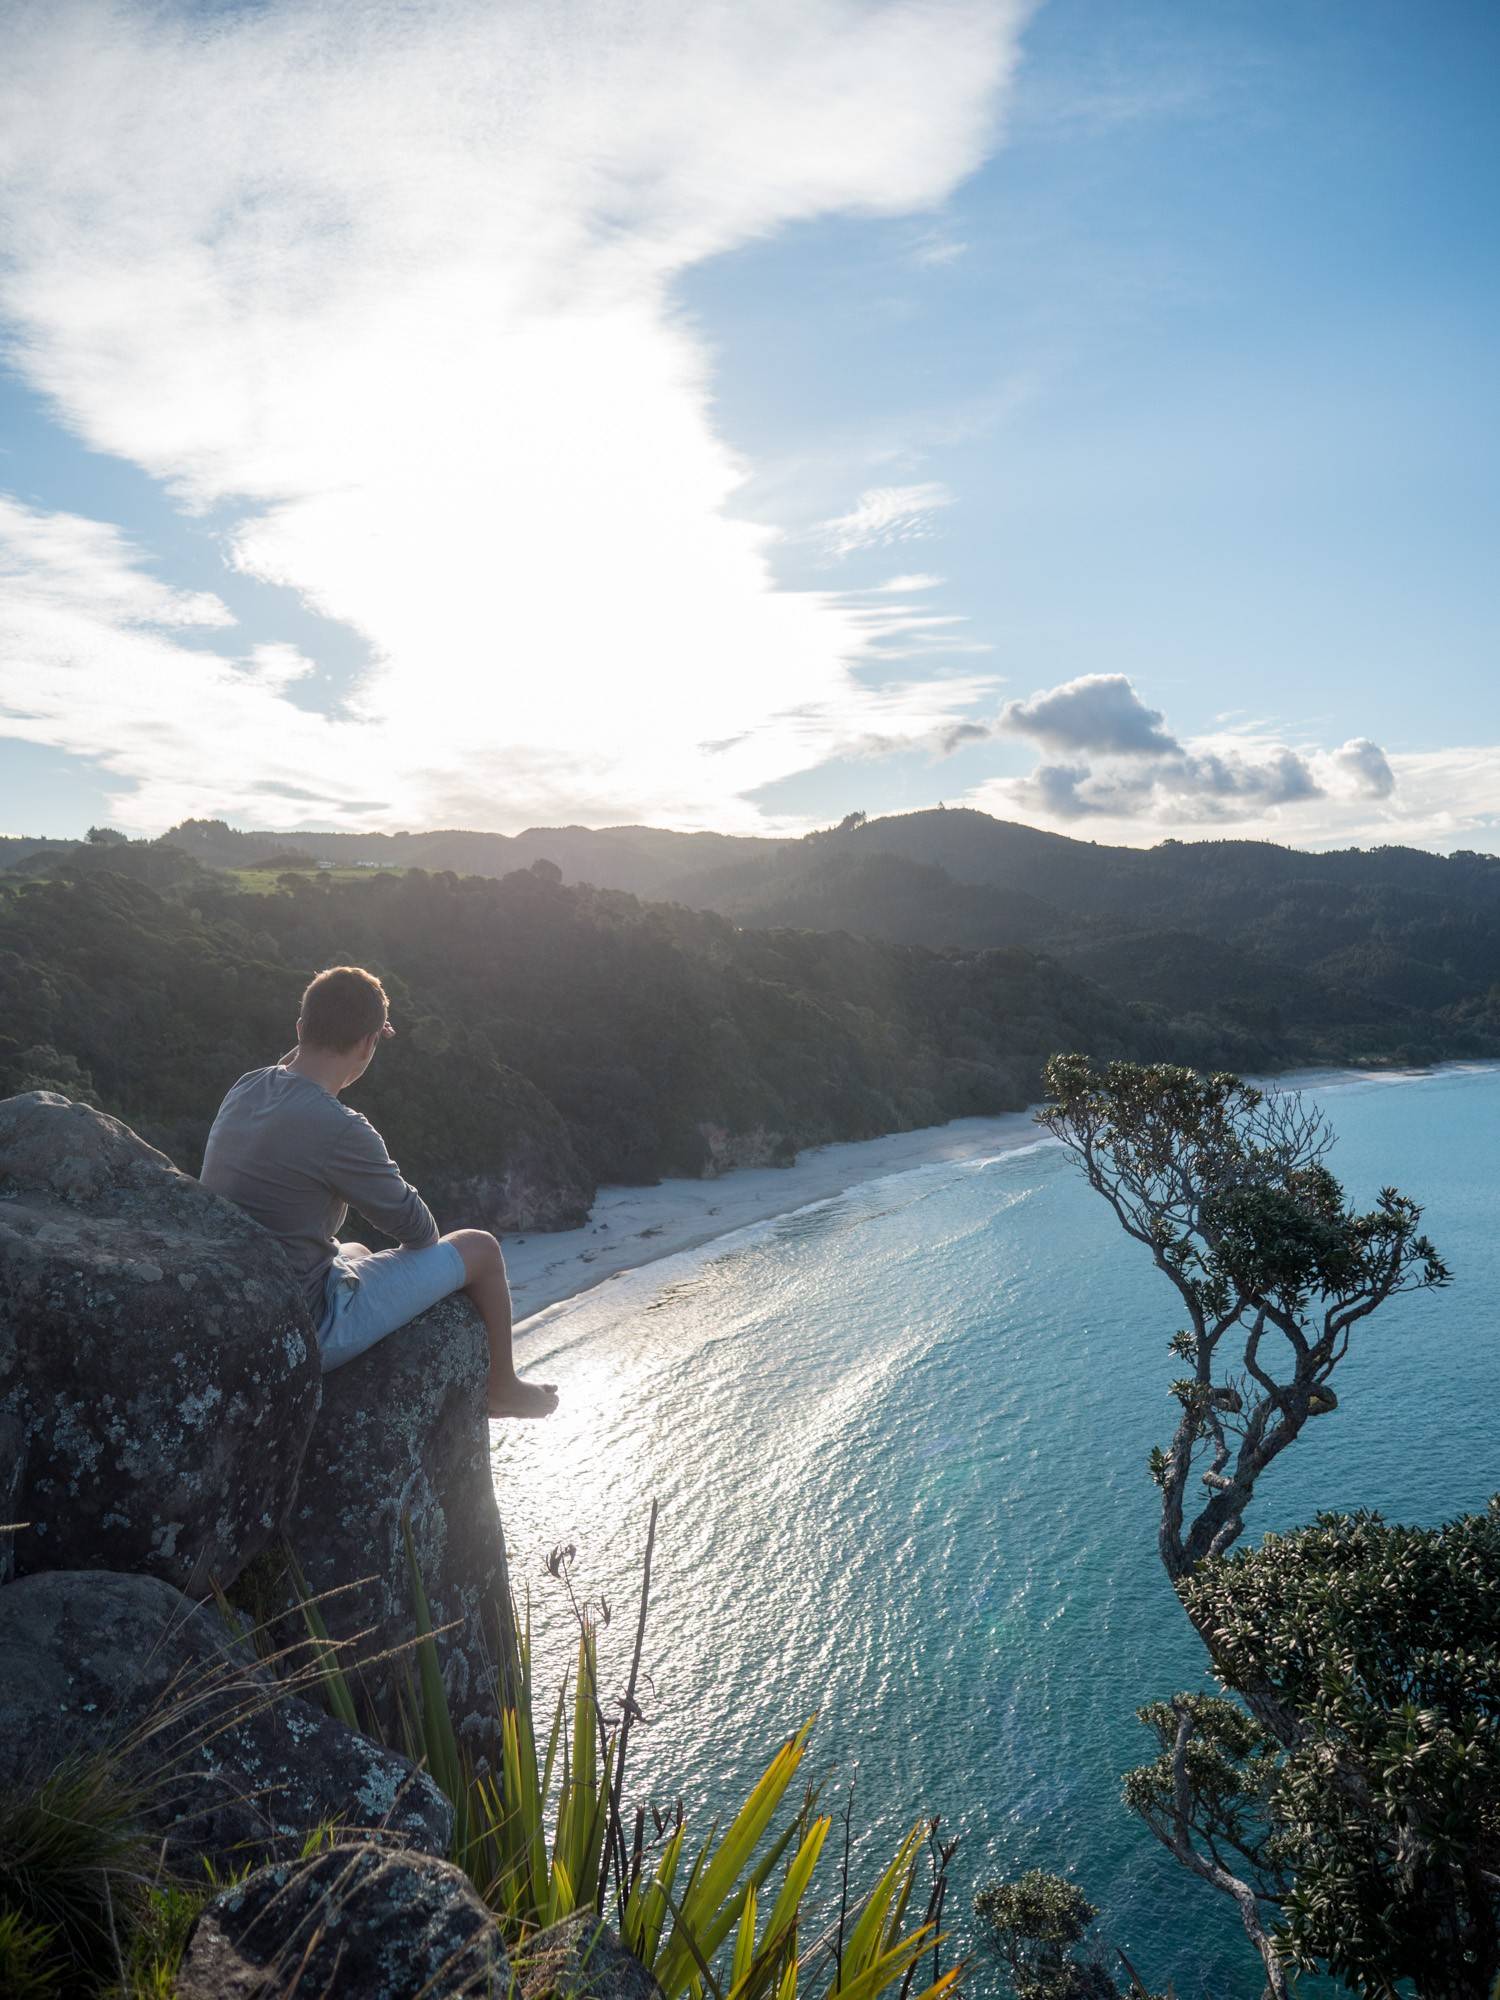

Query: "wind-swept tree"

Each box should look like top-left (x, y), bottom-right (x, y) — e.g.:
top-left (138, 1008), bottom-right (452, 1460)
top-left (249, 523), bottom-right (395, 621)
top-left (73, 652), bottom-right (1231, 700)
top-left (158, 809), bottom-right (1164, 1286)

top-left (1039, 1058), bottom-right (1466, 1998)
top-left (1039, 1058), bottom-right (1448, 1588)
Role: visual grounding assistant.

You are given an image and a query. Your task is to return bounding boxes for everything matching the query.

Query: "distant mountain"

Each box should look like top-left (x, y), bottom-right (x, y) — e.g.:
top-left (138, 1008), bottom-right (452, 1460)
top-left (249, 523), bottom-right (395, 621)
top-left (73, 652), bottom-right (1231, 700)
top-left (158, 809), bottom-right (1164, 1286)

top-left (159, 816), bottom-right (780, 895)
top-left (146, 808), bottom-right (1500, 1067)
top-left (6, 812), bottom-right (1497, 1234)
top-left (671, 849), bottom-right (1075, 954)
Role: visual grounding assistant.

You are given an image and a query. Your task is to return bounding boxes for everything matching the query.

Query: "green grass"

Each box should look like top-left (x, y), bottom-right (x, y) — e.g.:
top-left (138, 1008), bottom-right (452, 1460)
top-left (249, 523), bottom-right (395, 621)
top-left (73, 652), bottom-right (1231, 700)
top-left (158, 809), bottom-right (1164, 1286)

top-left (0, 1753), bottom-right (156, 1992)
top-left (225, 864), bottom-right (410, 887)
top-left (106, 1880), bottom-right (213, 2000)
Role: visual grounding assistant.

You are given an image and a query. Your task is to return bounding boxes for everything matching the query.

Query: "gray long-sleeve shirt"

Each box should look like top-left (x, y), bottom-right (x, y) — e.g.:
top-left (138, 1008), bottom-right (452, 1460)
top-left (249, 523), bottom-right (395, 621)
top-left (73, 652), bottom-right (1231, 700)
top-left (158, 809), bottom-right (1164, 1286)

top-left (200, 1065), bottom-right (438, 1310)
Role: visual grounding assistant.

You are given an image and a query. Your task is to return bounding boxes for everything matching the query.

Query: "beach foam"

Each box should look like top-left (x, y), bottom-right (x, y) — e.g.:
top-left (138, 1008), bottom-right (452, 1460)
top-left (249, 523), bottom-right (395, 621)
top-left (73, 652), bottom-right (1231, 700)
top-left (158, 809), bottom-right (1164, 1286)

top-left (506, 1109), bottom-right (1049, 1328)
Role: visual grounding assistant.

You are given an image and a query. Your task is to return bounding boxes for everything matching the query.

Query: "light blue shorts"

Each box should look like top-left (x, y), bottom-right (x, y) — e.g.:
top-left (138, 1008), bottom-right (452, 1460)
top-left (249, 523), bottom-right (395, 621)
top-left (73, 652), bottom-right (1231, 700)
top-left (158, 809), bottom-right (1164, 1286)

top-left (316, 1240), bottom-right (467, 1373)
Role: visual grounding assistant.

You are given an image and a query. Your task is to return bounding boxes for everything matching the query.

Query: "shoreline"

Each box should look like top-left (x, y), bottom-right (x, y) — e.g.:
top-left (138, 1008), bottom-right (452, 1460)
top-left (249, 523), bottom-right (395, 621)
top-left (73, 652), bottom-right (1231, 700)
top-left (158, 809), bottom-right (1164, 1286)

top-left (506, 1107), bottom-right (1048, 1325)
top-left (506, 1059), bottom-right (1500, 1332)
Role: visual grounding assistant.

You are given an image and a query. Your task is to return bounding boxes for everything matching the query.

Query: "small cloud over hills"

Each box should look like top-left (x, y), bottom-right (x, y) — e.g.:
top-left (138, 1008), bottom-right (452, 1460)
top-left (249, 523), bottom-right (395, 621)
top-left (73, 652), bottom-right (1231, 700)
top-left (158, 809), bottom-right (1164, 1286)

top-left (957, 671), bottom-right (1419, 838)
top-left (998, 672), bottom-right (1180, 758)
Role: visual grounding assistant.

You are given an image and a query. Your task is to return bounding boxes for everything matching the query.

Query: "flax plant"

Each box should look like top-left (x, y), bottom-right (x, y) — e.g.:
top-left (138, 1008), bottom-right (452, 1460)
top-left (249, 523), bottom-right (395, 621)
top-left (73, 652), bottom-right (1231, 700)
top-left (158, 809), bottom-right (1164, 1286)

top-left (1, 1512), bottom-right (954, 2000)
top-left (293, 1503), bottom-right (961, 2000)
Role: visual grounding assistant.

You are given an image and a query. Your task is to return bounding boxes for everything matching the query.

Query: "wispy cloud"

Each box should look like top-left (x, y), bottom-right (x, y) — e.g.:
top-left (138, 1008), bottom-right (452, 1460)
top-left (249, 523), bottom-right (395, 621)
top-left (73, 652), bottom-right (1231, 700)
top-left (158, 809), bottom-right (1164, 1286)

top-left (0, 0), bottom-right (1025, 832)
top-left (0, 497), bottom-right (378, 827)
top-left (817, 482), bottom-right (956, 559)
top-left (912, 234), bottom-right (969, 268)
top-left (0, 498), bottom-right (233, 630)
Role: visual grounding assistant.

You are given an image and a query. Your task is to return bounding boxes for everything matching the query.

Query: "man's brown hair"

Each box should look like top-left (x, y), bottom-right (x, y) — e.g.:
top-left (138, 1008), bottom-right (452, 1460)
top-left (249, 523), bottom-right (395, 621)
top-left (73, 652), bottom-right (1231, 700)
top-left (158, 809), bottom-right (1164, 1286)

top-left (299, 966), bottom-right (389, 1051)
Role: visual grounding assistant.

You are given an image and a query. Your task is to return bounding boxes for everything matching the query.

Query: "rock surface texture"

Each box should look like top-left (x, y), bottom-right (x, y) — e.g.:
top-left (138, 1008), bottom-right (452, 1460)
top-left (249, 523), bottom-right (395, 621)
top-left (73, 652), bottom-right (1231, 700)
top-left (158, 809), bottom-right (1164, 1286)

top-left (0, 1569), bottom-right (451, 1868)
top-left (0, 1091), bottom-right (321, 1590)
top-left (0, 1411), bottom-right (22, 1586)
top-left (283, 1291), bottom-right (514, 1760)
top-left (178, 1843), bottom-right (507, 1998)
top-left (516, 1914), bottom-right (664, 2000)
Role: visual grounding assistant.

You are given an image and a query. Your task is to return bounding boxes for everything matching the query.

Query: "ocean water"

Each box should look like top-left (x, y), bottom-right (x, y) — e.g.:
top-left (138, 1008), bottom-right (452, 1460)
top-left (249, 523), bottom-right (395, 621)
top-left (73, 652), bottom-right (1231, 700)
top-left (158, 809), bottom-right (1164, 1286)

top-left (492, 1065), bottom-right (1500, 1997)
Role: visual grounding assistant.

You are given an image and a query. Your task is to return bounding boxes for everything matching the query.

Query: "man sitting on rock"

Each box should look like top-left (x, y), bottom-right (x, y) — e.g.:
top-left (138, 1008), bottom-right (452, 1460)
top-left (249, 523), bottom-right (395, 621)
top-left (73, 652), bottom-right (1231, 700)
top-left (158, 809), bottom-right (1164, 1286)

top-left (202, 964), bottom-right (557, 1419)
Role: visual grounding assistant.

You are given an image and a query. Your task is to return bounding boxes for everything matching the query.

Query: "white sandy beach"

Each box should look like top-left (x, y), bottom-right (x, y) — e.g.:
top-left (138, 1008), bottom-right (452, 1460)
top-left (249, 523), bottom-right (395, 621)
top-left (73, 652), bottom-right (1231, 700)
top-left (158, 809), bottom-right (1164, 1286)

top-left (505, 1107), bottom-right (1050, 1325)
top-left (503, 1062), bottom-right (1491, 1330)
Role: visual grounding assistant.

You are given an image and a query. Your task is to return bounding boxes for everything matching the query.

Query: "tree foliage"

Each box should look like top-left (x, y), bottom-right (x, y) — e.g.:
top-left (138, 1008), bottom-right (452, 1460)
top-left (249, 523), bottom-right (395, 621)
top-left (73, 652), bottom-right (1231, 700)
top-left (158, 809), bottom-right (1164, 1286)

top-left (1038, 1057), bottom-right (1448, 1584)
top-left (1039, 1057), bottom-right (1494, 1996)
top-left (972, 1871), bottom-right (1118, 2000)
top-left (104, 809), bottom-right (1500, 1076)
top-left (1160, 1506), bottom-right (1500, 1997)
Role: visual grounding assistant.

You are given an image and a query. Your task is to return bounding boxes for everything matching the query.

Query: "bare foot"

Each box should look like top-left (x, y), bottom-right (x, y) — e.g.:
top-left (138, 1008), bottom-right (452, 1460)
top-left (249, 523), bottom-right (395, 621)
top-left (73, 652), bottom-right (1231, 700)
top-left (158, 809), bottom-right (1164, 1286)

top-left (488, 1377), bottom-right (559, 1420)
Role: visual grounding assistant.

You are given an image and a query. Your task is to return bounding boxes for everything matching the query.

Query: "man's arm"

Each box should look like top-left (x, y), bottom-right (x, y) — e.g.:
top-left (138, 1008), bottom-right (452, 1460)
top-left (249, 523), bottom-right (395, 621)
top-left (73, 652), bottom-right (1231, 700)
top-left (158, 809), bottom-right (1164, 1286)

top-left (328, 1111), bottom-right (441, 1248)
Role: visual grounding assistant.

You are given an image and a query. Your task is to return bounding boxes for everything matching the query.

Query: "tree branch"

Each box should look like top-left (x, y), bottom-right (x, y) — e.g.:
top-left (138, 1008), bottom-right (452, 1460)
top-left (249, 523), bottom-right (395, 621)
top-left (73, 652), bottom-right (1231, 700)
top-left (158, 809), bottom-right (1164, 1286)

top-left (1165, 1704), bottom-right (1288, 2000)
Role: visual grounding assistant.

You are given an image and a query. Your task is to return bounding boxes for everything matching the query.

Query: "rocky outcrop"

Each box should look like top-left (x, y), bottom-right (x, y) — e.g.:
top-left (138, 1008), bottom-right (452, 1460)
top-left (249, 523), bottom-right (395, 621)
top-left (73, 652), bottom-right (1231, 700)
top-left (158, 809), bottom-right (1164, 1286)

top-left (445, 1157), bottom-right (592, 1234)
top-left (516, 1914), bottom-right (663, 2000)
top-left (0, 1091), bottom-right (321, 1591)
top-left (0, 1088), bottom-right (516, 1810)
top-left (696, 1122), bottom-right (797, 1176)
top-left (0, 1570), bottom-right (451, 1869)
top-left (177, 1843), bottom-right (507, 1998)
top-left (398, 1052), bottom-right (593, 1233)
top-left (282, 1292), bottom-right (514, 1761)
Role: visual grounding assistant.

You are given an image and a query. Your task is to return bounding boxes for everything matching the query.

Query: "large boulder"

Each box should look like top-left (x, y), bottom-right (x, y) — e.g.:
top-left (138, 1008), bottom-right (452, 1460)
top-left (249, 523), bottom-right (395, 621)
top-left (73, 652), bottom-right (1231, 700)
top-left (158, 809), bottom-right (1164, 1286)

top-left (281, 1292), bottom-right (514, 1762)
top-left (516, 1914), bottom-right (662, 2000)
top-left (0, 1092), bottom-right (321, 1591)
top-left (0, 1569), bottom-right (451, 1869)
top-left (177, 1843), bottom-right (507, 1998)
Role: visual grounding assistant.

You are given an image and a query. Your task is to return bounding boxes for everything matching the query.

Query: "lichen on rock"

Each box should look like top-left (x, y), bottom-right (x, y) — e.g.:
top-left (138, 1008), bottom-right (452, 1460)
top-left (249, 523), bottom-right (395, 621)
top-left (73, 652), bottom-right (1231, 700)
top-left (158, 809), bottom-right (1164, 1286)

top-left (515, 1913), bottom-right (665, 2000)
top-left (177, 1841), bottom-right (507, 1998)
top-left (281, 1290), bottom-right (515, 1764)
top-left (0, 1569), bottom-right (452, 1868)
top-left (0, 1091), bottom-right (322, 1591)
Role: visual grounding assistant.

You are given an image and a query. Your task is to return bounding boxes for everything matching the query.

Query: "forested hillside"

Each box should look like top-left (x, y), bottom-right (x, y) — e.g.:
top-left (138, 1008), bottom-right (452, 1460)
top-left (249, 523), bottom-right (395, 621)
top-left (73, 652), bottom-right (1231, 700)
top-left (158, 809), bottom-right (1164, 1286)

top-left (669, 812), bottom-right (1500, 1039)
top-left (1, 853), bottom-right (1166, 1235)
top-left (140, 807), bottom-right (1500, 1071)
top-left (5, 813), bottom-right (1497, 1236)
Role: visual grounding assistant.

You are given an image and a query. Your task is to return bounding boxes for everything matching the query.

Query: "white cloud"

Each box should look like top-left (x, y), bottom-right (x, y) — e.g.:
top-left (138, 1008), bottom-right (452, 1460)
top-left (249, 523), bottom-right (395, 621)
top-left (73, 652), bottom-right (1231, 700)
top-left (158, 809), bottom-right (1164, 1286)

top-left (875, 573), bottom-right (946, 593)
top-left (969, 741), bottom-right (1500, 850)
top-left (999, 671), bottom-right (1180, 757)
top-left (0, 497), bottom-right (233, 630)
top-left (1322, 735), bottom-right (1397, 801)
top-left (998, 741), bottom-right (1324, 825)
top-left (0, 0), bottom-right (1025, 832)
top-left (912, 234), bottom-right (968, 267)
top-left (817, 482), bottom-right (956, 559)
top-left (0, 498), bottom-right (385, 828)
top-left (956, 672), bottom-right (1489, 846)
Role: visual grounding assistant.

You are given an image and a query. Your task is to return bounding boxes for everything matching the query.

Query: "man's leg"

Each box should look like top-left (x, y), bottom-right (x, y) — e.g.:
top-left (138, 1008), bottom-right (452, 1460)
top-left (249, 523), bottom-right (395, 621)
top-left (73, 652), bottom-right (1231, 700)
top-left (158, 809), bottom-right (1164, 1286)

top-left (444, 1229), bottom-right (558, 1419)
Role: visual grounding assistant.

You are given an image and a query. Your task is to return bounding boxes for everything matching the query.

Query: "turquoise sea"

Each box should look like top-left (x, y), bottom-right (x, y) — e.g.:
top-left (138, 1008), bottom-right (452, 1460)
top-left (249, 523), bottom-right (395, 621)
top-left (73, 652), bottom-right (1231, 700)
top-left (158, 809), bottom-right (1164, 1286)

top-left (493, 1065), bottom-right (1500, 1997)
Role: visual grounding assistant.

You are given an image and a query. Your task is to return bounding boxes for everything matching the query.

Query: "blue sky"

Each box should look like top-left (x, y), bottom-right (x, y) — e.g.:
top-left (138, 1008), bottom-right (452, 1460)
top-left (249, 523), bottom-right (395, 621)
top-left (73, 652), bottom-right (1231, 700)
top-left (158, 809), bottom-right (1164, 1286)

top-left (1, 0), bottom-right (1495, 847)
